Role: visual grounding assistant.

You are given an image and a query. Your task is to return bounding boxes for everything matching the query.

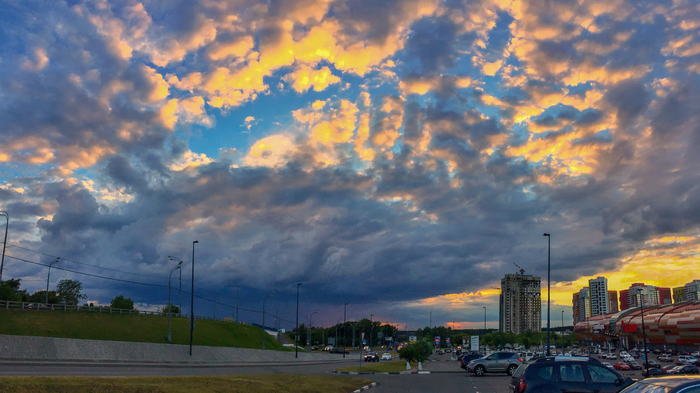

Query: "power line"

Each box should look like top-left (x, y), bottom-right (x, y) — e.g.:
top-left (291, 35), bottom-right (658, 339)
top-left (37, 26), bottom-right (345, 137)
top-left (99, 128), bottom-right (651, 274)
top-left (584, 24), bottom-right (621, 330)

top-left (6, 244), bottom-right (166, 279)
top-left (5, 254), bottom-right (168, 288)
top-left (4, 254), bottom-right (298, 324)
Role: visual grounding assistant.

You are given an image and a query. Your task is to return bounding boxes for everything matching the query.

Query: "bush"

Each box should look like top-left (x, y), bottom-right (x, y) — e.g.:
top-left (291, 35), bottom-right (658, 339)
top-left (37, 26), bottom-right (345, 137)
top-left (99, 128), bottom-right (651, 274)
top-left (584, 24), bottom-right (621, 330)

top-left (398, 341), bottom-right (432, 363)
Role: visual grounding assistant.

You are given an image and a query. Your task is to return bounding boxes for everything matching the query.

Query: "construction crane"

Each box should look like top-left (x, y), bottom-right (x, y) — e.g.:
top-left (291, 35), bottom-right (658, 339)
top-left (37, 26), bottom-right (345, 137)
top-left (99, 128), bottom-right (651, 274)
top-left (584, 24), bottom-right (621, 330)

top-left (513, 262), bottom-right (525, 275)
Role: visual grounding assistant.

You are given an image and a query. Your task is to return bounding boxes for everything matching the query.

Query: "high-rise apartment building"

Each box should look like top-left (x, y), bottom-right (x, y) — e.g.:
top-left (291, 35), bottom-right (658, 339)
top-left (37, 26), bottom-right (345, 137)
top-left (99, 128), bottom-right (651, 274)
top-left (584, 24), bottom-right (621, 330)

top-left (589, 277), bottom-right (609, 317)
top-left (577, 287), bottom-right (591, 322)
top-left (608, 290), bottom-right (619, 313)
top-left (620, 289), bottom-right (629, 310)
top-left (684, 280), bottom-right (700, 301)
top-left (673, 286), bottom-right (685, 303)
top-left (657, 287), bottom-right (672, 305)
top-left (573, 292), bottom-right (580, 325)
top-left (627, 283), bottom-right (660, 308)
top-left (499, 274), bottom-right (542, 334)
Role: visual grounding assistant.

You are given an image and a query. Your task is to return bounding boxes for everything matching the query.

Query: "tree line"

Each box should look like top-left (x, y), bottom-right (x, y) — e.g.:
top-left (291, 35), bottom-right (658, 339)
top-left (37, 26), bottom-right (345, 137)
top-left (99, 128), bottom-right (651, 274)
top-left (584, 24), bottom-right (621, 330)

top-left (0, 278), bottom-right (177, 312)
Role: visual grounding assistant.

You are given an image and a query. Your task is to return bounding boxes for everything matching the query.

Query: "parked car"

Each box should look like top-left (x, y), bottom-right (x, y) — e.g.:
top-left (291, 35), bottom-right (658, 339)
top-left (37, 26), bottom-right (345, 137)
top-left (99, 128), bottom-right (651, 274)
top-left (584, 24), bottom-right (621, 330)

top-left (648, 360), bottom-right (663, 369)
top-left (508, 356), bottom-right (633, 393)
top-left (664, 365), bottom-right (678, 372)
top-left (603, 362), bottom-right (615, 370)
top-left (627, 361), bottom-right (643, 370)
top-left (467, 351), bottom-right (523, 376)
top-left (659, 354), bottom-right (675, 362)
top-left (668, 365), bottom-right (699, 375)
top-left (381, 353), bottom-right (392, 360)
top-left (614, 362), bottom-right (631, 371)
top-left (460, 353), bottom-right (482, 370)
top-left (641, 367), bottom-right (667, 378)
top-left (678, 355), bottom-right (698, 365)
top-left (364, 352), bottom-right (379, 362)
top-left (620, 376), bottom-right (700, 393)
top-left (330, 348), bottom-right (349, 354)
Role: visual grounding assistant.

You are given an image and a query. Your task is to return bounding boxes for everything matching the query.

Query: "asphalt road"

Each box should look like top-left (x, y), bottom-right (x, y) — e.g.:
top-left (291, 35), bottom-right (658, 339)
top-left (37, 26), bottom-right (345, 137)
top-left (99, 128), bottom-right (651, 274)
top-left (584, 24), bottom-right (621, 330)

top-left (0, 352), bottom-right (645, 393)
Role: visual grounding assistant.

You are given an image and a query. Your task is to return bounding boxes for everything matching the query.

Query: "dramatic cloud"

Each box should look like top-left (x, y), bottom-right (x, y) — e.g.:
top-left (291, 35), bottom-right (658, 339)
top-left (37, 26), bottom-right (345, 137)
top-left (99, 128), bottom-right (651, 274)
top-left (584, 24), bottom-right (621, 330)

top-left (1, 0), bottom-right (700, 330)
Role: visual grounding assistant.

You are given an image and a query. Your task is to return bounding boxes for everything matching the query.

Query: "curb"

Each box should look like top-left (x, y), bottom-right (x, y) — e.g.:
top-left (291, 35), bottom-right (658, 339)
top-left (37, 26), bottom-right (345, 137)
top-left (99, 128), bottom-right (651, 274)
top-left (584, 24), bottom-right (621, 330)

top-left (335, 370), bottom-right (431, 375)
top-left (353, 381), bottom-right (378, 392)
top-left (0, 359), bottom-right (356, 369)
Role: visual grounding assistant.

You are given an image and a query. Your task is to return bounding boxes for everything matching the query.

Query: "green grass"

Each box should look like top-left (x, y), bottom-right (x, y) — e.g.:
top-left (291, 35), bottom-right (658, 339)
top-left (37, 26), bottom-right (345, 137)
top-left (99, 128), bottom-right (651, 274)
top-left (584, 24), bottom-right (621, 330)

top-left (0, 309), bottom-right (288, 350)
top-left (336, 360), bottom-right (419, 373)
top-left (0, 375), bottom-right (373, 393)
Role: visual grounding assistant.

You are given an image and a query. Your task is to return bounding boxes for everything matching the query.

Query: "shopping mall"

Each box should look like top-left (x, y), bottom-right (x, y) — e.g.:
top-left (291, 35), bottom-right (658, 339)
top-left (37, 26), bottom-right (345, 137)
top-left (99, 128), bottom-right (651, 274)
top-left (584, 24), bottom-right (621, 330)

top-left (574, 301), bottom-right (700, 352)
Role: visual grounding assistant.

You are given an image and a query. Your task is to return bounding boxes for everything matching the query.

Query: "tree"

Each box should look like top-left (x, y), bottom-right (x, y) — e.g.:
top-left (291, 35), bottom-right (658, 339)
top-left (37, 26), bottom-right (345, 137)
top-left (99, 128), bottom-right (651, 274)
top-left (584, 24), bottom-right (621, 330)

top-left (399, 341), bottom-right (432, 363)
top-left (55, 279), bottom-right (87, 305)
top-left (28, 290), bottom-right (60, 304)
top-left (0, 278), bottom-right (25, 302)
top-left (162, 303), bottom-right (178, 314)
top-left (297, 323), bottom-right (308, 346)
top-left (111, 295), bottom-right (135, 310)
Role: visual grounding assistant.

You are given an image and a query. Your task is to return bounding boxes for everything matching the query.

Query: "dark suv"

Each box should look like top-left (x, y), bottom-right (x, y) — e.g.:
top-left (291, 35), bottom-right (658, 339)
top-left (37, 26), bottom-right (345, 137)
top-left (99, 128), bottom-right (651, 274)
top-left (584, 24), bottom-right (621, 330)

top-left (508, 356), bottom-right (634, 393)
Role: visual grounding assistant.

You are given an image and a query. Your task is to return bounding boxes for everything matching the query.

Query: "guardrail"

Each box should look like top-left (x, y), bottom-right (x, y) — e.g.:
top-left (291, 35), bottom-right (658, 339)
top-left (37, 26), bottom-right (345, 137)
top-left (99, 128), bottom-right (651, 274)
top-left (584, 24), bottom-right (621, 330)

top-left (0, 300), bottom-right (236, 322)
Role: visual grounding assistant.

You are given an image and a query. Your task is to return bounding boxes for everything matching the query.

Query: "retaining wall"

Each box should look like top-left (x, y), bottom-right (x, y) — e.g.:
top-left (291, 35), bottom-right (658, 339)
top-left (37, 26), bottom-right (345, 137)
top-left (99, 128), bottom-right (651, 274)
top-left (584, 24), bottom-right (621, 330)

top-left (0, 334), bottom-right (353, 364)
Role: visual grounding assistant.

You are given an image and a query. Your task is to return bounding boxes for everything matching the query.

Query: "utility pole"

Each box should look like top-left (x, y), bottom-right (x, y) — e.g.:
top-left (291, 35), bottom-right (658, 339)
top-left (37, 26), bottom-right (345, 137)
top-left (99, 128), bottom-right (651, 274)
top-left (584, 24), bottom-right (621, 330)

top-left (543, 233), bottom-right (551, 356)
top-left (0, 211), bottom-right (8, 282)
top-left (190, 240), bottom-right (198, 356)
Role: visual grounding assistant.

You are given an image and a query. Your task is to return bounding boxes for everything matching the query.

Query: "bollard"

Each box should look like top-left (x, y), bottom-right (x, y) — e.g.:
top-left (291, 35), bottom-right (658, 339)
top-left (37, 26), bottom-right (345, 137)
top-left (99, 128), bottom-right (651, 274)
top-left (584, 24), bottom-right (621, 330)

top-left (406, 361), bottom-right (411, 370)
top-left (418, 361), bottom-right (423, 370)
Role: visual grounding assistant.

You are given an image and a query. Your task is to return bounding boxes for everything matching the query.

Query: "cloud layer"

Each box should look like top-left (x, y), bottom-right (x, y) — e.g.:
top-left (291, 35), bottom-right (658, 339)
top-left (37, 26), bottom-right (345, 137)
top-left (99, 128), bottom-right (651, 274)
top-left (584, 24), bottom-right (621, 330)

top-left (1, 0), bottom-right (700, 329)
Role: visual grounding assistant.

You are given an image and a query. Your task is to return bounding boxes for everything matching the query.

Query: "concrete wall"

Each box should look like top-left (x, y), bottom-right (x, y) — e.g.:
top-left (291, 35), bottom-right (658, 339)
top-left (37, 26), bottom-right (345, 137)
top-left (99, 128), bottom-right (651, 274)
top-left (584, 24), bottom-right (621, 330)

top-left (0, 334), bottom-right (354, 364)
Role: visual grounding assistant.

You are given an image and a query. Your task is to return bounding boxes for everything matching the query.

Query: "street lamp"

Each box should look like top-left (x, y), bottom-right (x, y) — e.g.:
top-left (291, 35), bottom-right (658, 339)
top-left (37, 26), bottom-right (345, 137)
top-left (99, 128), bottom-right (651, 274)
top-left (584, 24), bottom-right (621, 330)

top-left (167, 260), bottom-right (183, 343)
top-left (483, 307), bottom-right (486, 330)
top-left (561, 310), bottom-right (564, 328)
top-left (543, 232), bottom-right (551, 356)
top-left (189, 240), bottom-right (198, 356)
top-left (296, 283), bottom-right (301, 359)
top-left (168, 256), bottom-right (183, 317)
top-left (262, 291), bottom-right (274, 350)
top-left (0, 211), bottom-right (8, 282)
top-left (370, 313), bottom-right (373, 351)
top-left (343, 303), bottom-right (348, 358)
top-left (45, 257), bottom-right (60, 304)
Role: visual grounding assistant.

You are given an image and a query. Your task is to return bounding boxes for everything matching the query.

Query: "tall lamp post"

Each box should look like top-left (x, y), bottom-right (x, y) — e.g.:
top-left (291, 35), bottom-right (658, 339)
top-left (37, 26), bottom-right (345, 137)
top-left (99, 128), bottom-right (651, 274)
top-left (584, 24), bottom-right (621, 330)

top-left (45, 257), bottom-right (60, 304)
top-left (189, 240), bottom-right (198, 356)
top-left (168, 256), bottom-right (183, 317)
top-left (0, 211), bottom-right (8, 282)
top-left (636, 290), bottom-right (650, 374)
top-left (308, 309), bottom-right (319, 349)
top-left (296, 283), bottom-right (301, 358)
top-left (167, 260), bottom-right (183, 343)
top-left (483, 307), bottom-right (486, 330)
top-left (262, 291), bottom-right (274, 350)
top-left (543, 232), bottom-right (551, 356)
top-left (343, 303), bottom-right (348, 358)
top-left (370, 314), bottom-right (373, 351)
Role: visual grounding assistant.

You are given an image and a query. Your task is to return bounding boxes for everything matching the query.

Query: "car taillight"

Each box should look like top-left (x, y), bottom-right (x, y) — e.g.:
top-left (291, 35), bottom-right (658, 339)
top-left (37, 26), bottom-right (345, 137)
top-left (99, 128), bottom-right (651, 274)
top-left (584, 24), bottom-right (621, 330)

top-left (518, 358), bottom-right (523, 362)
top-left (518, 379), bottom-right (526, 393)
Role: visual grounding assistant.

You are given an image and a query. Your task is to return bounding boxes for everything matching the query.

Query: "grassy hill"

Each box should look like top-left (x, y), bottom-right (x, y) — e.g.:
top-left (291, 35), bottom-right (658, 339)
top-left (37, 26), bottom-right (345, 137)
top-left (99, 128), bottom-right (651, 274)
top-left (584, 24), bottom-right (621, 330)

top-left (0, 309), bottom-right (288, 350)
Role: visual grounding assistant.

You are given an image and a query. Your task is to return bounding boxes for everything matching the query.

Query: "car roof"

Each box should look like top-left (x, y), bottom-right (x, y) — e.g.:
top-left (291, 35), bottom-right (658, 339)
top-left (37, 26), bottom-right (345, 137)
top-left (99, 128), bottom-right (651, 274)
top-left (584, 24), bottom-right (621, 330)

top-left (635, 376), bottom-right (700, 388)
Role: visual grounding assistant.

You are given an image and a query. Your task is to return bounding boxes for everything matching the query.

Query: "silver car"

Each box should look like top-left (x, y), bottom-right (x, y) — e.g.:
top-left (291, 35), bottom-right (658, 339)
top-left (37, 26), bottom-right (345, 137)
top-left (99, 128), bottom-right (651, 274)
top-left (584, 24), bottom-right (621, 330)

top-left (467, 351), bottom-right (523, 376)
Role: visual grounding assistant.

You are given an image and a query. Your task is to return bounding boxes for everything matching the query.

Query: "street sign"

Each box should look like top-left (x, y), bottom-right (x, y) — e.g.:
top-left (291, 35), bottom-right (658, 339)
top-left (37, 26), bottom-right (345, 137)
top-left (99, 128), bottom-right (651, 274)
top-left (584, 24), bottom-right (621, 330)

top-left (446, 337), bottom-right (451, 345)
top-left (434, 336), bottom-right (441, 346)
top-left (385, 336), bottom-right (392, 341)
top-left (471, 336), bottom-right (479, 351)
top-left (363, 339), bottom-right (366, 345)
top-left (409, 335), bottom-right (417, 343)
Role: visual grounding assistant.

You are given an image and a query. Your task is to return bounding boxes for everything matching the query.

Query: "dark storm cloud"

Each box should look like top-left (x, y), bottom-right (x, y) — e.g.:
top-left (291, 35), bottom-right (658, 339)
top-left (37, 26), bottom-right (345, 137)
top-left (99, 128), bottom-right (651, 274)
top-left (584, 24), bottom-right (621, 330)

top-left (406, 16), bottom-right (458, 73)
top-left (605, 80), bottom-right (651, 129)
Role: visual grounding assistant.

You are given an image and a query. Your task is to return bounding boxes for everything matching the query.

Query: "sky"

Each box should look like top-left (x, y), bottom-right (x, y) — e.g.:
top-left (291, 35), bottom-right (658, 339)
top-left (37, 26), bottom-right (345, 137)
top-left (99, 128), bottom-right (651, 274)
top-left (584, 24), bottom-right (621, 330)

top-left (1, 0), bottom-right (700, 331)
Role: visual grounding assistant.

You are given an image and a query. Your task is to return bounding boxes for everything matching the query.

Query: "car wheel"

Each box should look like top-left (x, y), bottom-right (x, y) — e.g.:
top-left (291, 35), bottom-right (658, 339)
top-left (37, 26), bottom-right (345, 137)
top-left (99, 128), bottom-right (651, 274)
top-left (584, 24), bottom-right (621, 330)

top-left (507, 365), bottom-right (518, 376)
top-left (474, 365), bottom-right (485, 376)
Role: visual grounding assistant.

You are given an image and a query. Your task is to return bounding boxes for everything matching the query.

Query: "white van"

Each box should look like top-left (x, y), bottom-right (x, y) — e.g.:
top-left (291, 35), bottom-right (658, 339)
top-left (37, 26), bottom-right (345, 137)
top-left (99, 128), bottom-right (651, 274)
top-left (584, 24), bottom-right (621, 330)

top-left (678, 355), bottom-right (698, 364)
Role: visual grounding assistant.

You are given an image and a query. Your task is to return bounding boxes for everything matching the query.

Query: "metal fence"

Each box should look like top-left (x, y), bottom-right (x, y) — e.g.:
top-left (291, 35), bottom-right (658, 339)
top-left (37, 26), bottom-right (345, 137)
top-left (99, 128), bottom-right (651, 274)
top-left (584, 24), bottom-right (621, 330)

top-left (0, 300), bottom-right (235, 322)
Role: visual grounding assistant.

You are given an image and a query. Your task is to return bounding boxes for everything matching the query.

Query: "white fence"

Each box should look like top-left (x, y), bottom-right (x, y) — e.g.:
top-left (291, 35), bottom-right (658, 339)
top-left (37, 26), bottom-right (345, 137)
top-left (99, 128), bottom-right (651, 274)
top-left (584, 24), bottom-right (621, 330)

top-left (0, 300), bottom-right (233, 322)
